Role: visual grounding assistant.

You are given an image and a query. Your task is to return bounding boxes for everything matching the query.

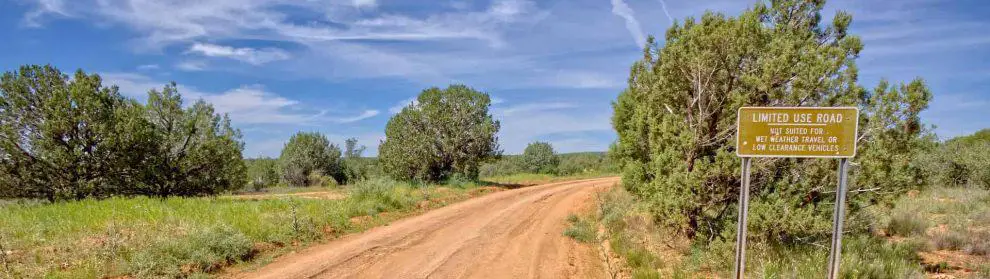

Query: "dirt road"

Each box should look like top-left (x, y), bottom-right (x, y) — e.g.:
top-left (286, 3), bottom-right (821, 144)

top-left (237, 177), bottom-right (619, 279)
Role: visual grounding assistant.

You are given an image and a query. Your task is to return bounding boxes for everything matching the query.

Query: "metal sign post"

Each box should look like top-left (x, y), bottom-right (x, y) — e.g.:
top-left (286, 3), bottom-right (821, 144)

top-left (826, 158), bottom-right (850, 279)
top-left (732, 157), bottom-right (752, 279)
top-left (733, 107), bottom-right (858, 279)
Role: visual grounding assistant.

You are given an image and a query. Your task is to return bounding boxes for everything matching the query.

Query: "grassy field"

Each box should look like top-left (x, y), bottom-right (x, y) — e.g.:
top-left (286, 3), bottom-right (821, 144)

top-left (0, 177), bottom-right (504, 278)
top-left (567, 185), bottom-right (990, 279)
top-left (883, 187), bottom-right (990, 277)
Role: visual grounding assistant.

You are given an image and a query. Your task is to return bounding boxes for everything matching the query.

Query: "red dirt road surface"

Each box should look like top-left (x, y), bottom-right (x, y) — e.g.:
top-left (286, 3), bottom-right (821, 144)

top-left (236, 177), bottom-right (619, 279)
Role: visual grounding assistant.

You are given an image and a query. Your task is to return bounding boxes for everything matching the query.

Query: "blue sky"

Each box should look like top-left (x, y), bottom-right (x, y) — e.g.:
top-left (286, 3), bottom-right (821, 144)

top-left (1, 0), bottom-right (987, 157)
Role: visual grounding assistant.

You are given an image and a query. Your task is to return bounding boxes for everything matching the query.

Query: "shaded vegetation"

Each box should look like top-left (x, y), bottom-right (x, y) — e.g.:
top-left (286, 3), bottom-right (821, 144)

top-left (0, 65), bottom-right (245, 201)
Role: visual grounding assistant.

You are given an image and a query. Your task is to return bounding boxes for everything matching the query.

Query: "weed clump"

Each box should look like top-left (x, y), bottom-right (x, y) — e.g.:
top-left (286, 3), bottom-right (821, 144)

top-left (350, 177), bottom-right (417, 213)
top-left (129, 225), bottom-right (253, 277)
top-left (563, 214), bottom-right (596, 243)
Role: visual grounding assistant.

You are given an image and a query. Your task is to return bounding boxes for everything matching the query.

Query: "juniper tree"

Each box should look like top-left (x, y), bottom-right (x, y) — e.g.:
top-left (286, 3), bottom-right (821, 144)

top-left (611, 0), bottom-right (933, 242)
top-left (522, 141), bottom-right (559, 174)
top-left (379, 85), bottom-right (500, 182)
top-left (138, 83), bottom-right (247, 197)
top-left (0, 66), bottom-right (246, 200)
top-left (0, 65), bottom-right (140, 200)
top-left (278, 132), bottom-right (344, 186)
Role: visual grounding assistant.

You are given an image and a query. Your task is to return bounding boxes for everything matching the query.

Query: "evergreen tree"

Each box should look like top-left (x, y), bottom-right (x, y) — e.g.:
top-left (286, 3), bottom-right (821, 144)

top-left (379, 85), bottom-right (500, 182)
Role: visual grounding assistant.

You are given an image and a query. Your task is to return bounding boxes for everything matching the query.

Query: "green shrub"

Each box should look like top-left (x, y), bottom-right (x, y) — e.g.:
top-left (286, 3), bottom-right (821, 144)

top-left (479, 156), bottom-right (525, 177)
top-left (965, 230), bottom-right (990, 256)
top-left (379, 85), bottom-right (500, 182)
top-left (932, 230), bottom-right (966, 250)
top-left (563, 214), bottom-right (596, 243)
top-left (888, 209), bottom-right (929, 236)
top-left (0, 65), bottom-right (246, 201)
top-left (307, 171), bottom-right (339, 188)
top-left (245, 158), bottom-right (279, 190)
top-left (478, 152), bottom-right (617, 178)
top-left (522, 141), bottom-right (559, 174)
top-left (349, 177), bottom-right (416, 213)
top-left (918, 130), bottom-right (990, 189)
top-left (631, 267), bottom-right (660, 279)
top-left (129, 225), bottom-right (253, 277)
top-left (598, 185), bottom-right (634, 231)
top-left (557, 152), bottom-right (616, 175)
top-left (279, 132), bottom-right (345, 187)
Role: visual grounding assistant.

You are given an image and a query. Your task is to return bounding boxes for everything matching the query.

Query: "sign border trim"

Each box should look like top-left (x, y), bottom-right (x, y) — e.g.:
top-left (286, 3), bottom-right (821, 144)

top-left (735, 106), bottom-right (860, 158)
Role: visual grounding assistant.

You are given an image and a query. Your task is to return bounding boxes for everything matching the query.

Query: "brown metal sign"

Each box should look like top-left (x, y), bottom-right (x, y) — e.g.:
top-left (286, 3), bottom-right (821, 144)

top-left (736, 107), bottom-right (858, 158)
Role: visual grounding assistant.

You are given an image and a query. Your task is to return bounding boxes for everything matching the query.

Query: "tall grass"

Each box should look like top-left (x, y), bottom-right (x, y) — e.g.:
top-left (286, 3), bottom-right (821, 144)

top-left (0, 178), bottom-right (489, 278)
top-left (884, 186), bottom-right (990, 273)
top-left (588, 186), bottom-right (931, 279)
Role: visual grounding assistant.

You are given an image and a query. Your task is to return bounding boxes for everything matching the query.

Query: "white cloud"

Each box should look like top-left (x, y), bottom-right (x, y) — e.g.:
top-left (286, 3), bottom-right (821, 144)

top-left (100, 73), bottom-right (379, 125)
top-left (352, 0), bottom-right (377, 9)
top-left (496, 102), bottom-right (577, 116)
top-left (22, 0), bottom-right (69, 27)
top-left (610, 0), bottom-right (646, 47)
top-left (550, 71), bottom-right (621, 89)
top-left (657, 0), bottom-right (674, 24)
top-left (491, 96), bottom-right (505, 105)
top-left (100, 72), bottom-right (185, 99)
top-left (136, 64), bottom-right (160, 70)
top-left (188, 42), bottom-right (290, 65)
top-left (21, 0), bottom-right (538, 47)
top-left (16, 0), bottom-right (566, 87)
top-left (198, 85), bottom-right (325, 125)
top-left (388, 97), bottom-right (418, 114)
top-left (495, 102), bottom-right (612, 153)
top-left (175, 60), bottom-right (207, 71)
top-left (331, 110), bottom-right (380, 123)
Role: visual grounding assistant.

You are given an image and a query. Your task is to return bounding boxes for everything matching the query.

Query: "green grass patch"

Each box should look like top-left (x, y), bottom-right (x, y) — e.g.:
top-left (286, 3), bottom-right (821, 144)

top-left (592, 185), bottom-right (937, 279)
top-left (0, 178), bottom-right (496, 278)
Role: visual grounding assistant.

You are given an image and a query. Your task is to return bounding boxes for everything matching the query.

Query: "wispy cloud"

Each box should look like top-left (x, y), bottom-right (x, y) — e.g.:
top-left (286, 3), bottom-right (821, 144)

top-left (175, 60), bottom-right (207, 71)
top-left (187, 43), bottom-right (290, 65)
top-left (198, 85), bottom-right (325, 125)
top-left (21, 0), bottom-right (68, 27)
top-left (331, 110), bottom-right (380, 123)
top-left (352, 0), bottom-right (377, 9)
top-left (657, 0), bottom-right (674, 23)
top-left (16, 0), bottom-right (617, 89)
top-left (388, 97), bottom-right (418, 114)
top-left (495, 101), bottom-right (612, 153)
top-left (99, 73), bottom-right (379, 126)
top-left (136, 64), bottom-right (159, 71)
top-left (550, 71), bottom-right (621, 89)
top-left (610, 0), bottom-right (646, 47)
top-left (496, 102), bottom-right (578, 116)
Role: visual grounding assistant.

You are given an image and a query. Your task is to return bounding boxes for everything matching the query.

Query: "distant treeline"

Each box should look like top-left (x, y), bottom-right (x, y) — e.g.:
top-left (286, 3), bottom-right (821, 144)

top-left (479, 150), bottom-right (618, 177)
top-left (0, 72), bottom-right (534, 201)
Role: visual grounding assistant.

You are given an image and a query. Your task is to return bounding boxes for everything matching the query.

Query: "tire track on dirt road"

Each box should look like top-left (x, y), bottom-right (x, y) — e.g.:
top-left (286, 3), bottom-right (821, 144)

top-left (235, 177), bottom-right (619, 279)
